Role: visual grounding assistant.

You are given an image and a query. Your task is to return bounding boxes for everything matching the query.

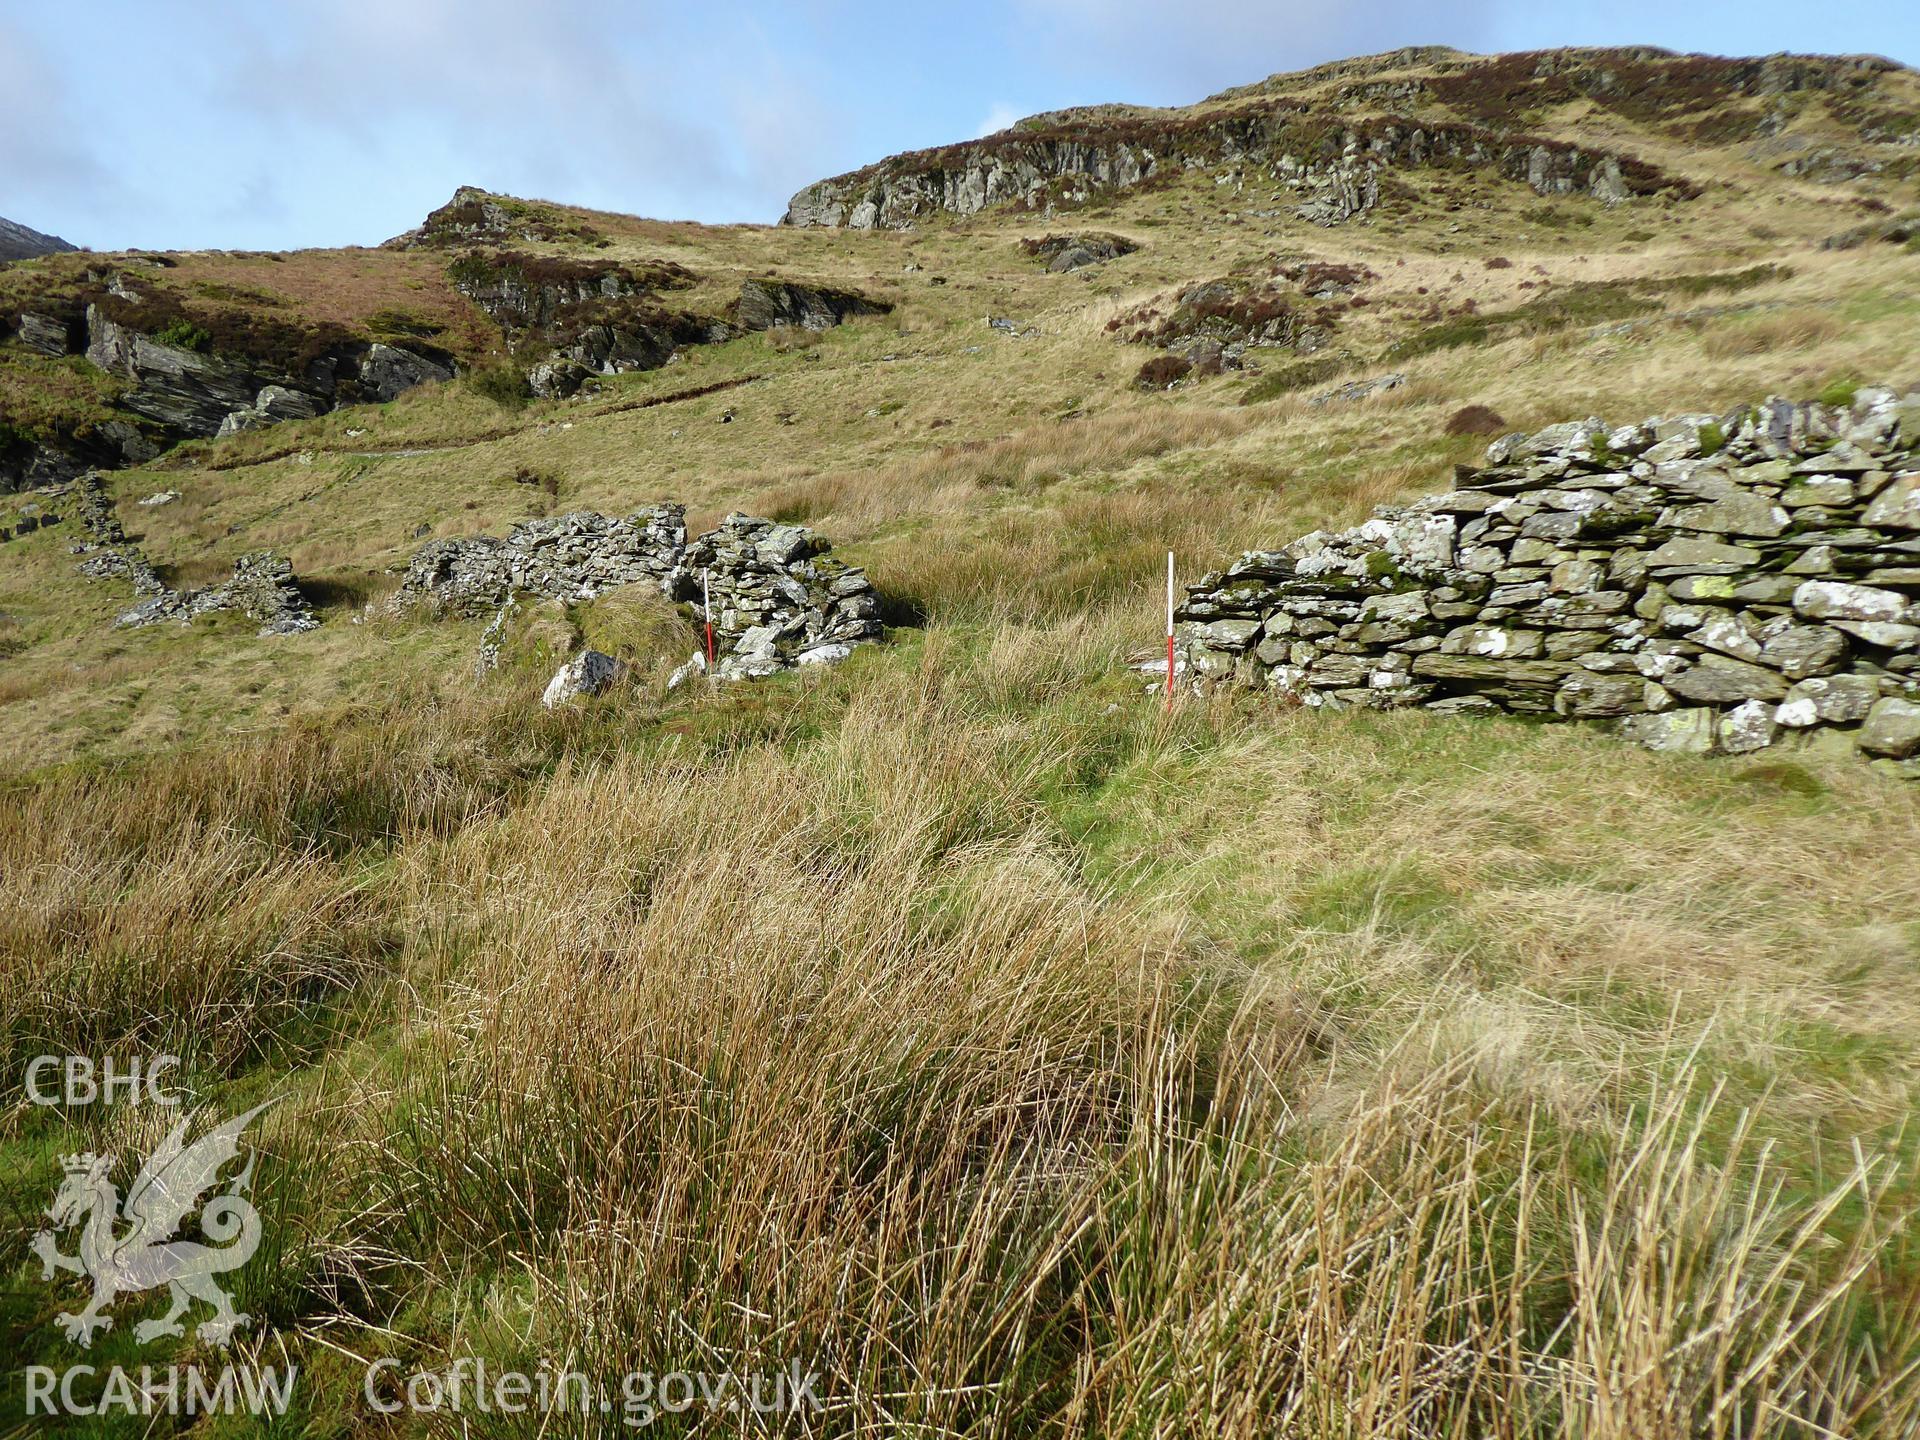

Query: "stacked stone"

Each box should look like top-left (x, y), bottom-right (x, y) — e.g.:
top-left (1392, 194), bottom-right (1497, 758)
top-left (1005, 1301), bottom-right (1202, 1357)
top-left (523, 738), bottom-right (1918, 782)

top-left (399, 507), bottom-right (884, 680)
top-left (118, 552), bottom-right (319, 637)
top-left (666, 514), bottom-right (884, 679)
top-left (68, 471), bottom-right (173, 596)
top-left (398, 506), bottom-right (690, 614)
top-left (64, 473), bottom-right (316, 635)
top-left (1176, 385), bottom-right (1920, 768)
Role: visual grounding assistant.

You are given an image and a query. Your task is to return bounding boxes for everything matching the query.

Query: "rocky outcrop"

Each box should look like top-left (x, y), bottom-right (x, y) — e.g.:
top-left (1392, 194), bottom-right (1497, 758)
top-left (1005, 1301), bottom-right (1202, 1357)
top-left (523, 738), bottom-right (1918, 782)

top-left (732, 278), bottom-right (891, 332)
top-left (1173, 386), bottom-right (1920, 770)
top-left (782, 105), bottom-right (1690, 229)
top-left (14, 310), bottom-right (78, 354)
top-left (397, 508), bottom-right (885, 680)
top-left (4, 279), bottom-right (457, 479)
top-left (447, 253), bottom-right (888, 388)
top-left (44, 301), bottom-right (453, 446)
top-left (1115, 276), bottom-right (1331, 376)
top-left (447, 249), bottom-right (730, 385)
top-left (0, 216), bottom-right (76, 263)
top-left (384, 187), bottom-right (606, 250)
top-left (0, 416), bottom-right (160, 494)
top-left (84, 306), bottom-right (265, 434)
top-left (1020, 232), bottom-right (1139, 272)
top-left (1291, 160), bottom-right (1383, 225)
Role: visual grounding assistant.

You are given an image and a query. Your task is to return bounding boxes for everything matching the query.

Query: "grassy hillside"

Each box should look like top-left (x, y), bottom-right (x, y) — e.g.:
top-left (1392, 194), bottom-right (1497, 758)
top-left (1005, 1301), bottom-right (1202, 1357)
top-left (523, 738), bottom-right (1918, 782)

top-left (3, 44), bottom-right (1920, 1437)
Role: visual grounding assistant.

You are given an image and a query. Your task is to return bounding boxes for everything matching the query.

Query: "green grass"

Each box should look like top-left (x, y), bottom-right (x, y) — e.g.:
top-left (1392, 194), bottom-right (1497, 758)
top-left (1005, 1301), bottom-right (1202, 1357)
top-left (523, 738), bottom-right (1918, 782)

top-left (5, 52), bottom-right (1920, 1434)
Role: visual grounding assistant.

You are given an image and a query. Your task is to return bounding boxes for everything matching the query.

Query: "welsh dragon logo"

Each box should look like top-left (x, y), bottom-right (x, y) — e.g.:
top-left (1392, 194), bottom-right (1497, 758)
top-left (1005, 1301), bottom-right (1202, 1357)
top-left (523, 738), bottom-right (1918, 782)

top-left (31, 1101), bottom-right (272, 1348)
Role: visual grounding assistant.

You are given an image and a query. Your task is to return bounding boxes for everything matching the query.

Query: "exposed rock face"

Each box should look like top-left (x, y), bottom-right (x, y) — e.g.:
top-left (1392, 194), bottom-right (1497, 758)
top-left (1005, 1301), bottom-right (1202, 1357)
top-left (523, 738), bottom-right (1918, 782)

top-left (84, 306), bottom-right (265, 434)
top-left (1019, 232), bottom-right (1139, 272)
top-left (782, 106), bottom-right (1690, 229)
top-left (0, 216), bottom-right (76, 262)
top-left (447, 251), bottom-right (692, 337)
top-left (66, 302), bottom-right (451, 445)
top-left (1114, 276), bottom-right (1329, 374)
top-left (357, 342), bottom-right (456, 403)
top-left (1292, 160), bottom-right (1381, 225)
top-left (3, 276), bottom-right (458, 485)
top-left (0, 416), bottom-right (158, 494)
top-left (1173, 385), bottom-right (1920, 771)
top-left (733, 278), bottom-right (891, 332)
top-left (397, 507), bottom-right (885, 680)
top-left (447, 249), bottom-right (732, 383)
top-left (14, 310), bottom-right (77, 354)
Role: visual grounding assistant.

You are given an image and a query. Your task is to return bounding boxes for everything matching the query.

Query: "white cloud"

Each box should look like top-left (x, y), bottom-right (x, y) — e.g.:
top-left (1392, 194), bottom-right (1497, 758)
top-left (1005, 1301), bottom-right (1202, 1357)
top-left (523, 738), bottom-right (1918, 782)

top-left (977, 102), bottom-right (1024, 137)
top-left (1007, 0), bottom-right (1497, 100)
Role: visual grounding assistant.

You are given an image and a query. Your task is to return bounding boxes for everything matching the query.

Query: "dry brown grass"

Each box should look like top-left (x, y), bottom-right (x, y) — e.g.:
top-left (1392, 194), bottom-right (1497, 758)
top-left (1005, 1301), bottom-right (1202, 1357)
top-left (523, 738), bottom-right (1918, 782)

top-left (5, 67), bottom-right (1920, 1432)
top-left (1700, 307), bottom-right (1847, 360)
top-left (4, 650), bottom-right (1917, 1435)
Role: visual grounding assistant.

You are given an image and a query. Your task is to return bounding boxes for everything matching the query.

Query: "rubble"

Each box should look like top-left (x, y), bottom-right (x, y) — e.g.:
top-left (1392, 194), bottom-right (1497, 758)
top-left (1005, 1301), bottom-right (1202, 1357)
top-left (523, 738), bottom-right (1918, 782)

top-left (398, 507), bottom-right (885, 681)
top-left (66, 472), bottom-right (315, 635)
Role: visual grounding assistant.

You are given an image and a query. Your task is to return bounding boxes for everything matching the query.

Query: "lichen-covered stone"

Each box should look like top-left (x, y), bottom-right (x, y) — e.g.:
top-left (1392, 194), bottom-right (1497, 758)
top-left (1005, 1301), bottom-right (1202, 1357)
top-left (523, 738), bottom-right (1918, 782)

top-left (1858, 698), bottom-right (1920, 758)
top-left (397, 506), bottom-right (885, 684)
top-left (1622, 708), bottom-right (1718, 754)
top-left (1169, 384), bottom-right (1920, 773)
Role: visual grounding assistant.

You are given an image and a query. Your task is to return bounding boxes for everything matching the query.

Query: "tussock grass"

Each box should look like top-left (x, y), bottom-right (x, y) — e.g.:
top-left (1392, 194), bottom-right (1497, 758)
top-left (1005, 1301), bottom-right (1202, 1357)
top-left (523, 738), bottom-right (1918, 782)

top-left (7, 83), bottom-right (1920, 1432)
top-left (4, 634), bottom-right (1918, 1434)
top-left (1701, 307), bottom-right (1848, 360)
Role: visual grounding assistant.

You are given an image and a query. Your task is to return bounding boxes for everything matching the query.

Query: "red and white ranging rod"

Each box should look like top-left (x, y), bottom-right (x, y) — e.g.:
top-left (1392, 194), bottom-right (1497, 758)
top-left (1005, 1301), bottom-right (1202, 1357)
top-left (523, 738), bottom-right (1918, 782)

top-left (1165, 549), bottom-right (1175, 709)
top-left (703, 568), bottom-right (715, 664)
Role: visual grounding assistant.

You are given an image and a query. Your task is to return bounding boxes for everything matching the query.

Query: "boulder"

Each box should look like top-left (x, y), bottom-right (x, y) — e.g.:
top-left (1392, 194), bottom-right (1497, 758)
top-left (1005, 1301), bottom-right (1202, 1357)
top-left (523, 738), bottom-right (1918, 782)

top-left (1857, 698), bottom-right (1920, 758)
top-left (527, 358), bottom-right (592, 400)
top-left (15, 311), bottom-right (74, 355)
top-left (357, 342), bottom-right (454, 402)
top-left (541, 650), bottom-right (622, 708)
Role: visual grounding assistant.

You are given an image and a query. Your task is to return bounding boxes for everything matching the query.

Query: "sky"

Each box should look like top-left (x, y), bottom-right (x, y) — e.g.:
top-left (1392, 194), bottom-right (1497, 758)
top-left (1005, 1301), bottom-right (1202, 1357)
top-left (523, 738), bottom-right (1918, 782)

top-left (3, 1), bottom-right (1916, 253)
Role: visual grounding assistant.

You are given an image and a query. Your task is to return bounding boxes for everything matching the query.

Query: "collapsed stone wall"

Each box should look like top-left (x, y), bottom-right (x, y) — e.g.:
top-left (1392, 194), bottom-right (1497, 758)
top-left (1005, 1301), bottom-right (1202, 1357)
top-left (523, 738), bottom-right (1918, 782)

top-left (1175, 385), bottom-right (1920, 767)
top-left (400, 507), bottom-right (691, 613)
top-left (66, 472), bottom-right (317, 635)
top-left (398, 508), bottom-right (884, 679)
top-left (667, 514), bottom-right (884, 678)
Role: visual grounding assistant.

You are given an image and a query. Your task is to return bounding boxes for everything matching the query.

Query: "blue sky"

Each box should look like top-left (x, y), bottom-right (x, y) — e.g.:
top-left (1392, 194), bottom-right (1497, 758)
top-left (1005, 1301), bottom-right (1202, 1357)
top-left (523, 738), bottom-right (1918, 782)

top-left (3, 1), bottom-right (1914, 252)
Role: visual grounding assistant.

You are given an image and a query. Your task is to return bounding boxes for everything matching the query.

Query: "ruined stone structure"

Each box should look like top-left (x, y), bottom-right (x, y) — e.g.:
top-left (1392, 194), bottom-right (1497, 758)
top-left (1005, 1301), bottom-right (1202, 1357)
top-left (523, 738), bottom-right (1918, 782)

top-left (398, 508), bottom-right (885, 680)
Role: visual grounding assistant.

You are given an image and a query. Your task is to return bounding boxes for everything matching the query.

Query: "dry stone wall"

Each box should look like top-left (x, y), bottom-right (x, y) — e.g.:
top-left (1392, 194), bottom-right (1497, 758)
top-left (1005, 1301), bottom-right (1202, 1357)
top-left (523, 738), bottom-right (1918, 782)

top-left (399, 508), bottom-right (884, 680)
top-left (66, 472), bottom-right (317, 635)
top-left (1175, 385), bottom-right (1920, 768)
top-left (400, 507), bottom-right (691, 613)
